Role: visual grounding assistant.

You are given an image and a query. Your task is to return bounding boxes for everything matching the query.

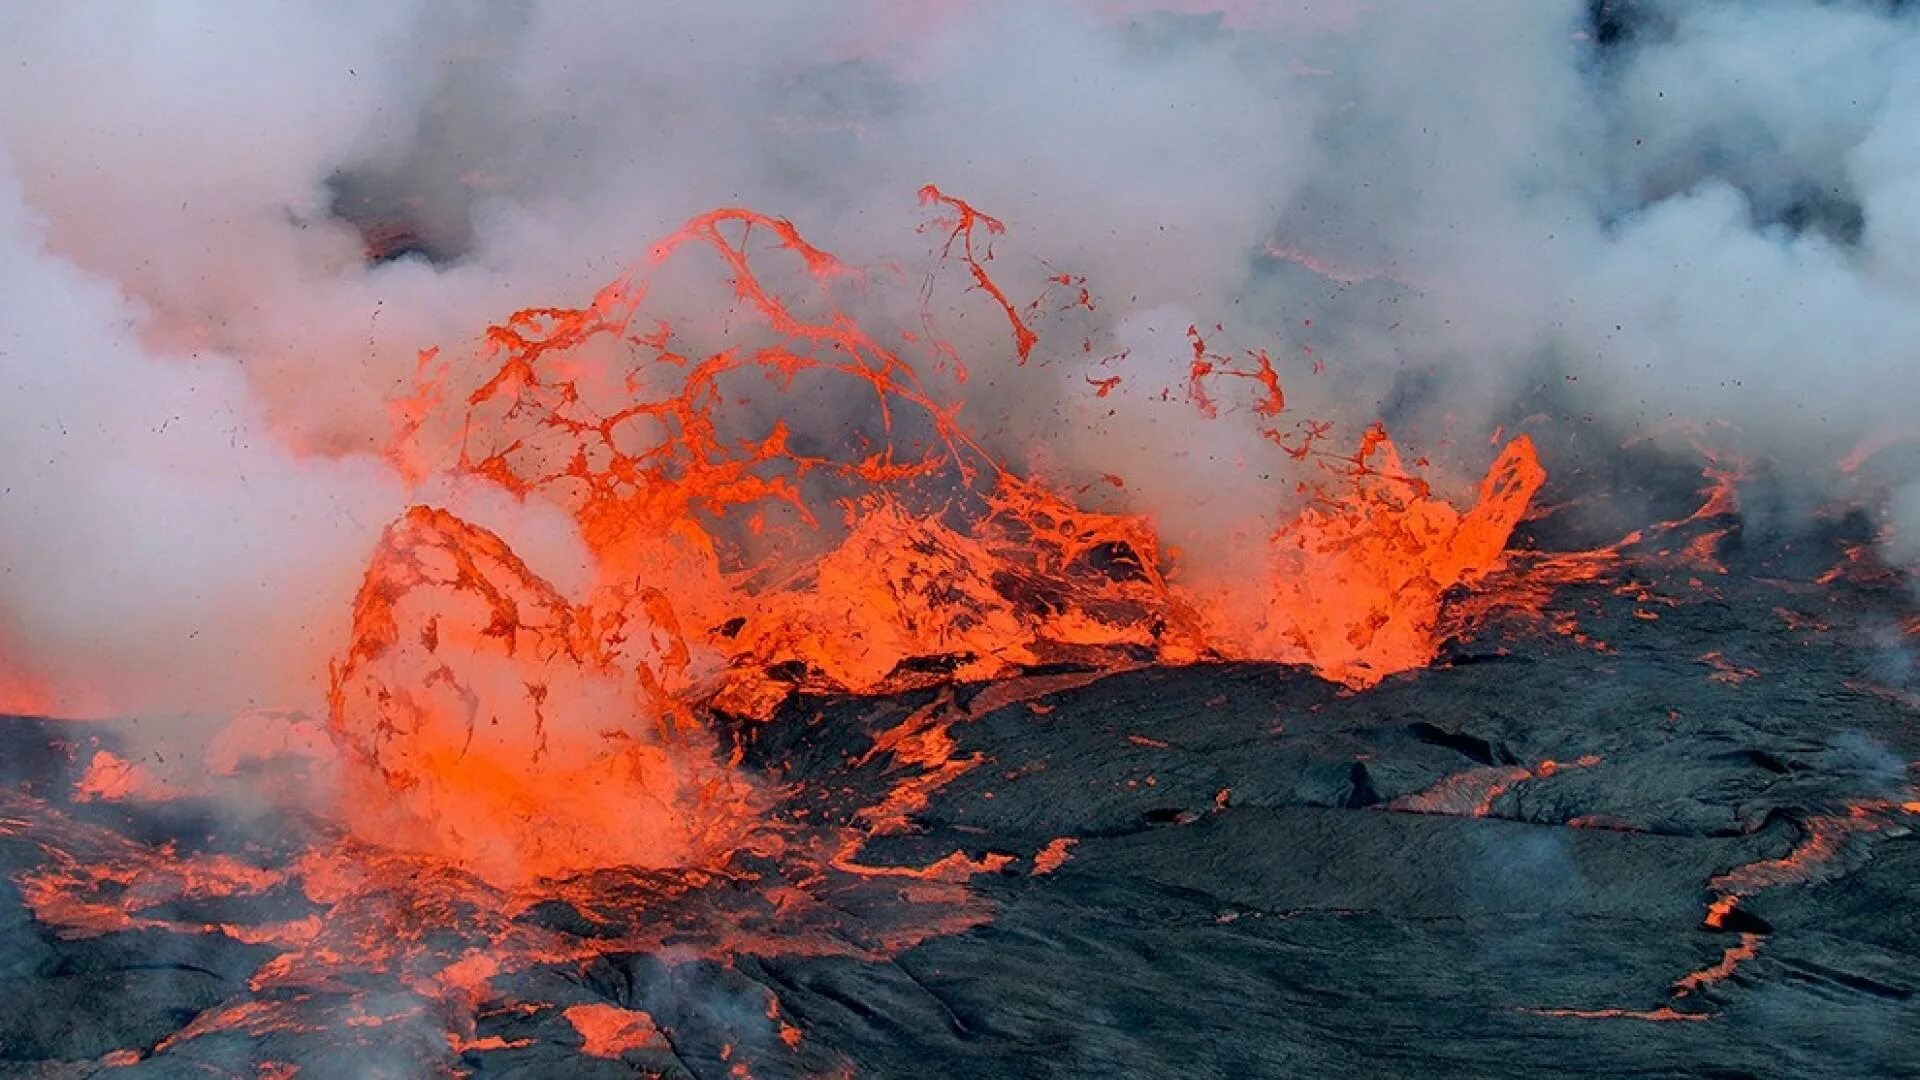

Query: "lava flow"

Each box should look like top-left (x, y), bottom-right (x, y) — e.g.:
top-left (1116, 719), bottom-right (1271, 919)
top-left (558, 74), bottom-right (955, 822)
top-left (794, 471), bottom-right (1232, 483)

top-left (10, 4), bottom-right (1920, 1075)
top-left (16, 176), bottom-right (1915, 1078)
top-left (0, 183), bottom-right (1587, 1075)
top-left (341, 188), bottom-right (1547, 885)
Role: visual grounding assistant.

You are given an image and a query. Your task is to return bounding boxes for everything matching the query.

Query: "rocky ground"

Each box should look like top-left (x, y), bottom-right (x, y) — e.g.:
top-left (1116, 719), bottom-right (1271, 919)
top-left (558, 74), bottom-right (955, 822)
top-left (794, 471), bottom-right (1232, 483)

top-left (3, 447), bottom-right (1919, 1078)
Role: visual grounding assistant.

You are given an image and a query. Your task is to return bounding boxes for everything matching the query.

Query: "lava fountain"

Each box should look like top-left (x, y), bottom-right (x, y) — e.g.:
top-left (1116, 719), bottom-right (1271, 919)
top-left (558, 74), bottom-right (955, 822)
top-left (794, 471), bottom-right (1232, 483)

top-left (6, 5), bottom-right (1920, 1076)
top-left (328, 189), bottom-right (1544, 885)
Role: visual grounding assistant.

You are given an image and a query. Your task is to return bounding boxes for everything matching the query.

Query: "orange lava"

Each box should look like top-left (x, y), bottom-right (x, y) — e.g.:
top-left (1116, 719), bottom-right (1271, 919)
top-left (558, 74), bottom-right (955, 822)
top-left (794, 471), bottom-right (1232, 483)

top-left (1672, 932), bottom-right (1762, 997)
top-left (343, 189), bottom-right (1550, 884)
top-left (1773, 607), bottom-right (1830, 634)
top-left (1206, 430), bottom-right (1546, 686)
top-left (328, 506), bottom-right (761, 885)
top-left (1699, 650), bottom-right (1760, 685)
top-left (918, 185), bottom-right (1040, 363)
top-left (1228, 424), bottom-right (1543, 676)
top-left (1704, 806), bottom-right (1894, 928)
top-left (1816, 541), bottom-right (1902, 588)
top-left (72, 749), bottom-right (185, 804)
top-left (1528, 926), bottom-right (1765, 1025)
top-left (12, 801), bottom-right (291, 942)
top-left (1527, 912), bottom-right (1768, 1024)
top-left (1387, 754), bottom-right (1601, 818)
top-left (1032, 837), bottom-right (1077, 875)
top-left (564, 1003), bottom-right (667, 1058)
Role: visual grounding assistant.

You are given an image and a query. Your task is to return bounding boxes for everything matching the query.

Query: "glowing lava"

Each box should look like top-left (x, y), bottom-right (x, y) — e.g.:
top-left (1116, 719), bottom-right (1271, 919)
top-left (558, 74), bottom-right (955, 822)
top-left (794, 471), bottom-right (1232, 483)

top-left (328, 505), bottom-right (760, 884)
top-left (339, 188), bottom-right (1548, 884)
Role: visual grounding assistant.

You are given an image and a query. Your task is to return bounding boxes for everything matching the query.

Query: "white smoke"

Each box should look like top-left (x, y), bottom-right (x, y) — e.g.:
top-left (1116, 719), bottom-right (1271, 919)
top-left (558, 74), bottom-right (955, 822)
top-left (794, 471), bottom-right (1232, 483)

top-left (2, 0), bottom-right (1918, 718)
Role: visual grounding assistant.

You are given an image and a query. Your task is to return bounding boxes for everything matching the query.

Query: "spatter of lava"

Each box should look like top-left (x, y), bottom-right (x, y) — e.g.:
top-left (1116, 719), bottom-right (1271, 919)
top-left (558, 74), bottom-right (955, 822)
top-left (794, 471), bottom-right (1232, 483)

top-left (326, 186), bottom-right (1545, 886)
top-left (0, 185), bottom-right (1561, 1074)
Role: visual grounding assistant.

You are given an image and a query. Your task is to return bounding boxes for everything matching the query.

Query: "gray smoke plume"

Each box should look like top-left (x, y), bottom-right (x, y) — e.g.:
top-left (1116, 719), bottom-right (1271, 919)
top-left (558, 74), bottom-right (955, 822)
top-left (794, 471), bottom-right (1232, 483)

top-left (2, 0), bottom-right (1917, 720)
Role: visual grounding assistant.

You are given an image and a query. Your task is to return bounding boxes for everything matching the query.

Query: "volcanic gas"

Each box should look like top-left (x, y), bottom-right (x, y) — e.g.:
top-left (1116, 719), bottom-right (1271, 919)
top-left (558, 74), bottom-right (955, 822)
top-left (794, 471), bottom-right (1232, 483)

top-left (324, 191), bottom-right (1546, 884)
top-left (4, 3), bottom-right (1920, 1078)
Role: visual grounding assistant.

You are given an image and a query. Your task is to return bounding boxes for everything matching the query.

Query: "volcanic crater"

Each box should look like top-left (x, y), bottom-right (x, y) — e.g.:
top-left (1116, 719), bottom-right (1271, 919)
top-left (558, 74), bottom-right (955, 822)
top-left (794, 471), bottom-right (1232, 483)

top-left (4, 415), bottom-right (1917, 1077)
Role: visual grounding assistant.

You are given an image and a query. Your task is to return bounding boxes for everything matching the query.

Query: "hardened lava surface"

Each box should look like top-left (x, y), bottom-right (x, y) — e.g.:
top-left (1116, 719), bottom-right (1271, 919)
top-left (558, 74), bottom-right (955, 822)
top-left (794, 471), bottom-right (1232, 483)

top-left (3, 462), bottom-right (1918, 1078)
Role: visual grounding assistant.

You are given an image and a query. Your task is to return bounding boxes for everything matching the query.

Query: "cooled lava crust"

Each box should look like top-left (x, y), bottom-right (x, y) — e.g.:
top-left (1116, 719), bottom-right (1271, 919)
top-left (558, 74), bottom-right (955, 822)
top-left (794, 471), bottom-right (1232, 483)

top-left (3, 441), bottom-right (1918, 1079)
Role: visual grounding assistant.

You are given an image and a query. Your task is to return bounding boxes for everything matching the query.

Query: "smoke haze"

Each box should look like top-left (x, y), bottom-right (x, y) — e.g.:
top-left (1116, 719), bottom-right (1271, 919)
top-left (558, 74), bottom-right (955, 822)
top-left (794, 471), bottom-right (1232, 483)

top-left (3, 0), bottom-right (1918, 718)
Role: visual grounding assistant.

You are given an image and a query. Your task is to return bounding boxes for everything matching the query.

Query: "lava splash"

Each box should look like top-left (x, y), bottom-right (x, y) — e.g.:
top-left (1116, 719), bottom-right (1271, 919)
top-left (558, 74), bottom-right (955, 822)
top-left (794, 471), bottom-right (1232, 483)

top-left (344, 189), bottom-right (1544, 883)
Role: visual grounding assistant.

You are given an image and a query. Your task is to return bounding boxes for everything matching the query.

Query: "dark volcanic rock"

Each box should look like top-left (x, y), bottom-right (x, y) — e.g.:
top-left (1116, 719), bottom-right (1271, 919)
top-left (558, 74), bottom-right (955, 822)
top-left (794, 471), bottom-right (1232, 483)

top-left (2, 489), bottom-right (1918, 1077)
top-left (0, 884), bottom-right (274, 1064)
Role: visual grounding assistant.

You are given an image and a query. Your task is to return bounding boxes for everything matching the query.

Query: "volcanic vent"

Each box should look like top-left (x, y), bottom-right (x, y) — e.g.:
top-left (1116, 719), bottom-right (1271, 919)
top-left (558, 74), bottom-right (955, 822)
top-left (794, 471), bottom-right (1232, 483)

top-left (4, 3), bottom-right (1920, 1078)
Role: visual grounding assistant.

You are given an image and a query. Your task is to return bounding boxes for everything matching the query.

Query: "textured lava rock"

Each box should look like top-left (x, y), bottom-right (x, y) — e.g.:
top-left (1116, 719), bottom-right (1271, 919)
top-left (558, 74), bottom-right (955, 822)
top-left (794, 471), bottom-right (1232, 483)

top-left (3, 469), bottom-right (1918, 1077)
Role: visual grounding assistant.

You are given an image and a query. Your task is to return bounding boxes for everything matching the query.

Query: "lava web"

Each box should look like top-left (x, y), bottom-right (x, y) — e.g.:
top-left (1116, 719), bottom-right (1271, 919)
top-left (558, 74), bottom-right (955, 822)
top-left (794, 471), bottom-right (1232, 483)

top-left (347, 186), bottom-right (1549, 884)
top-left (6, 189), bottom-right (1565, 1075)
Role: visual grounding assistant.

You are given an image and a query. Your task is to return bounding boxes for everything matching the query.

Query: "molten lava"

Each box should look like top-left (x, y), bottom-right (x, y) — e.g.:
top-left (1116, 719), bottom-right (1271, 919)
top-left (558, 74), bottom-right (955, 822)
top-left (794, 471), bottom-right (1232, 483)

top-left (343, 188), bottom-right (1548, 884)
top-left (328, 505), bottom-right (759, 884)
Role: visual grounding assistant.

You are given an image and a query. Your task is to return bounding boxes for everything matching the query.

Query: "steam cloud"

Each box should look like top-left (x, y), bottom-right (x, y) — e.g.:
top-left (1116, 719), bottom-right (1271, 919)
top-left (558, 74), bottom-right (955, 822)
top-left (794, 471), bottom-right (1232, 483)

top-left (2, 0), bottom-right (1917, 720)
